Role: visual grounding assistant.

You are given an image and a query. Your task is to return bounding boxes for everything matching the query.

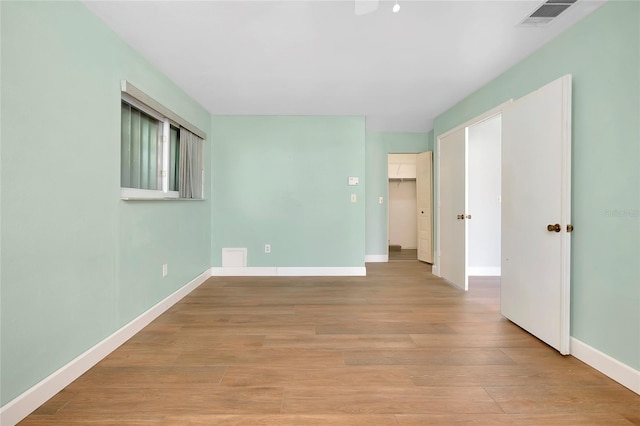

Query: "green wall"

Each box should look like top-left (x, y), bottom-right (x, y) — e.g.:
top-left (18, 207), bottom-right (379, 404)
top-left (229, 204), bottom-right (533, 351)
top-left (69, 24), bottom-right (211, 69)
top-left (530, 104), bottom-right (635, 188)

top-left (211, 116), bottom-right (365, 268)
top-left (433, 1), bottom-right (639, 369)
top-left (0, 1), bottom-right (212, 405)
top-left (2, 0), bottom-right (637, 414)
top-left (365, 131), bottom-right (431, 256)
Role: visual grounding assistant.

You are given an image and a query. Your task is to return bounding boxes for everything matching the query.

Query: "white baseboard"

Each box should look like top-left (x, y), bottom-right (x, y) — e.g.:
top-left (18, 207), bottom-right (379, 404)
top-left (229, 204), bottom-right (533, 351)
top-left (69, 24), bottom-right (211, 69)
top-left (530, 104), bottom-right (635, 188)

top-left (212, 267), bottom-right (277, 276)
top-left (277, 267), bottom-right (366, 276)
top-left (0, 268), bottom-right (212, 426)
top-left (212, 266), bottom-right (367, 277)
top-left (468, 266), bottom-right (501, 276)
top-left (571, 337), bottom-right (640, 395)
top-left (431, 264), bottom-right (440, 276)
top-left (365, 255), bottom-right (388, 263)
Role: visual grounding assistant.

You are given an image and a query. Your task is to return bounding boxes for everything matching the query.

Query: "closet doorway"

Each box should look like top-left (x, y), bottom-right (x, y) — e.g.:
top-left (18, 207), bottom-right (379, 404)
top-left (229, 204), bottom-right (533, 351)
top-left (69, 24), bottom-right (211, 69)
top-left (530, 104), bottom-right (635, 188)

top-left (435, 75), bottom-right (573, 354)
top-left (467, 115), bottom-right (502, 278)
top-left (387, 152), bottom-right (433, 263)
top-left (437, 114), bottom-right (502, 289)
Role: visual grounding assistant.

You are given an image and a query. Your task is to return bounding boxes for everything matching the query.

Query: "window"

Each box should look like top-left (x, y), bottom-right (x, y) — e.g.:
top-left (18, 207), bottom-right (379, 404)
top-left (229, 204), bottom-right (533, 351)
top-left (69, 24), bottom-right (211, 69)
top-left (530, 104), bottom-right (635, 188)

top-left (120, 80), bottom-right (205, 200)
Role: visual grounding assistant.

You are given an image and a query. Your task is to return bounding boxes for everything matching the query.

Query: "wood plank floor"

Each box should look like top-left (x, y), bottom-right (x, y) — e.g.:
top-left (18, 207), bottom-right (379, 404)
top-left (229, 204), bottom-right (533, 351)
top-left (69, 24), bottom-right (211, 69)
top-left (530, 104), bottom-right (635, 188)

top-left (21, 262), bottom-right (640, 425)
top-left (388, 249), bottom-right (417, 262)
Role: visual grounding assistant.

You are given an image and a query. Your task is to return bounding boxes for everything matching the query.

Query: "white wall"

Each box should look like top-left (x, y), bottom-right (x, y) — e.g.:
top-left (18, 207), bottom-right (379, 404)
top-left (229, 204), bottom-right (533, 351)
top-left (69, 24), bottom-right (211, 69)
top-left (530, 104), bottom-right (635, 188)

top-left (467, 116), bottom-right (501, 276)
top-left (388, 180), bottom-right (417, 249)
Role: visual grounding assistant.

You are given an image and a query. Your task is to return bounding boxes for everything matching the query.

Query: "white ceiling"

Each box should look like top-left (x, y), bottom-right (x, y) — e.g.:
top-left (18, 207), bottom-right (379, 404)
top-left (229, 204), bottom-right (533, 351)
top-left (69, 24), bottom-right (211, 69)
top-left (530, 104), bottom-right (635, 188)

top-left (84, 0), bottom-right (605, 132)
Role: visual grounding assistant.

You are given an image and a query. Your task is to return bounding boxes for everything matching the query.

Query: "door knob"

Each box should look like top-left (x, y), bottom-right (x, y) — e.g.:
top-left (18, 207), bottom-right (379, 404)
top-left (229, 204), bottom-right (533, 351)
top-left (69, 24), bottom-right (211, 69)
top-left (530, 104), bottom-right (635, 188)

top-left (547, 224), bottom-right (561, 232)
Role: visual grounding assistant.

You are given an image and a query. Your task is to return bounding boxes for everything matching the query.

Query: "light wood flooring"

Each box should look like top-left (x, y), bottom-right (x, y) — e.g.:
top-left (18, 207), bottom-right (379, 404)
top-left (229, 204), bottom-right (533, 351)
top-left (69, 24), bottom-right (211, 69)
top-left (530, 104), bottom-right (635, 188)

top-left (389, 249), bottom-right (417, 262)
top-left (21, 262), bottom-right (640, 425)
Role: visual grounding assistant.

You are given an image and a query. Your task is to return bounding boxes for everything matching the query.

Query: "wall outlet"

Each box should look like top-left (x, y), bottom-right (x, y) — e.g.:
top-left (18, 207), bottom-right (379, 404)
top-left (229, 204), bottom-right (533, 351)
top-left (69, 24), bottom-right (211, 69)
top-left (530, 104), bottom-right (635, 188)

top-left (162, 264), bottom-right (168, 277)
top-left (265, 244), bottom-right (271, 253)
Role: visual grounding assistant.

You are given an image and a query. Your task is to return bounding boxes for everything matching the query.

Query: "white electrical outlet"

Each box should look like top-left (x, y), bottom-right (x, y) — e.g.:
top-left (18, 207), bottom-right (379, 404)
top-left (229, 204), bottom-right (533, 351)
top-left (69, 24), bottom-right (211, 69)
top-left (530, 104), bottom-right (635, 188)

top-left (265, 244), bottom-right (271, 253)
top-left (162, 264), bottom-right (168, 277)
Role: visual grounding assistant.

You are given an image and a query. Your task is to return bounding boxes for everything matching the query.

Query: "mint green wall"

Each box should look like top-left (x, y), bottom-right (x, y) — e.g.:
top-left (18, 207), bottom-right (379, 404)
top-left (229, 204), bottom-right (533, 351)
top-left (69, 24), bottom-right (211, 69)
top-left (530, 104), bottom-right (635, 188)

top-left (211, 116), bottom-right (365, 268)
top-left (433, 2), bottom-right (639, 369)
top-left (365, 131), bottom-right (430, 256)
top-left (0, 1), bottom-right (211, 405)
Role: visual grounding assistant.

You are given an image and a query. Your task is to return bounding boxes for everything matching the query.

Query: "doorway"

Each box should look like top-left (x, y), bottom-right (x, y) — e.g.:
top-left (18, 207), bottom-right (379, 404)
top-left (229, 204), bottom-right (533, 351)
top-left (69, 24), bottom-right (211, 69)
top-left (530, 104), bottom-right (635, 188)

top-left (467, 115), bottom-right (502, 280)
top-left (388, 178), bottom-right (417, 261)
top-left (436, 108), bottom-right (504, 291)
top-left (387, 153), bottom-right (433, 263)
top-left (434, 75), bottom-right (573, 354)
top-left (388, 153), bottom-right (417, 261)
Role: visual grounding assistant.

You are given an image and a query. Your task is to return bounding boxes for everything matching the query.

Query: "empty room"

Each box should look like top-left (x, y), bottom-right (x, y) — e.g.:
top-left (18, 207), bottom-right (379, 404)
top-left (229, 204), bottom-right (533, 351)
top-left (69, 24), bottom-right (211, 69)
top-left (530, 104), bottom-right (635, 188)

top-left (1, 0), bottom-right (639, 424)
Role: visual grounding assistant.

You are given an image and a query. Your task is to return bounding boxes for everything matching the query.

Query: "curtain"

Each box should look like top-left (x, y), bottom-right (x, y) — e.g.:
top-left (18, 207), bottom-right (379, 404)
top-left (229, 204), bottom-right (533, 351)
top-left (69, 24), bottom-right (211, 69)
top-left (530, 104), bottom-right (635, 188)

top-left (169, 126), bottom-right (180, 191)
top-left (121, 102), bottom-right (161, 190)
top-left (179, 129), bottom-right (203, 199)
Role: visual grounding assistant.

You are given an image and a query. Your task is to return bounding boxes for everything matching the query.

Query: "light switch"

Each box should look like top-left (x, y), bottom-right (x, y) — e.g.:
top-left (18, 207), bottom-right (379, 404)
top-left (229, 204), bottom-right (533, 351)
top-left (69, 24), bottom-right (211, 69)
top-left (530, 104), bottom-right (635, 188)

top-left (351, 194), bottom-right (357, 203)
top-left (379, 196), bottom-right (384, 204)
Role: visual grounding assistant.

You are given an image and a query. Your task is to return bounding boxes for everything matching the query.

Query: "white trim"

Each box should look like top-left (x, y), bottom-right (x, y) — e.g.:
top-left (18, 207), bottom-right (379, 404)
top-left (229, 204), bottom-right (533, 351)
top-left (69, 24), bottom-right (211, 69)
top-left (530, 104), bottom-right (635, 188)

top-left (121, 80), bottom-right (207, 139)
top-left (0, 269), bottom-right (212, 426)
top-left (121, 93), bottom-right (165, 122)
top-left (365, 254), bottom-right (389, 263)
top-left (467, 267), bottom-right (501, 276)
top-left (571, 337), bottom-right (640, 395)
top-left (120, 188), bottom-right (179, 200)
top-left (212, 267), bottom-right (367, 277)
top-left (559, 74), bottom-right (573, 355)
top-left (277, 267), bottom-right (366, 276)
top-left (431, 265), bottom-right (440, 277)
top-left (437, 101), bottom-right (513, 141)
top-left (212, 267), bottom-right (278, 276)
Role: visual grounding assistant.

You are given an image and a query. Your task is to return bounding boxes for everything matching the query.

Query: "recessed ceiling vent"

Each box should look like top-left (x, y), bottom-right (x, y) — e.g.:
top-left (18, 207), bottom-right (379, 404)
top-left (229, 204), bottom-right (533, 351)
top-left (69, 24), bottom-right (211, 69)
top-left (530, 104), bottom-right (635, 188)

top-left (520, 0), bottom-right (578, 26)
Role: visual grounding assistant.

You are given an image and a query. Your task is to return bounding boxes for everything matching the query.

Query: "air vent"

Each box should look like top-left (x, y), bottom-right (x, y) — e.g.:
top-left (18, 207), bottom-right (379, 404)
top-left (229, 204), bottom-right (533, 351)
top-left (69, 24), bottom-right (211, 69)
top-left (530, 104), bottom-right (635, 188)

top-left (520, 0), bottom-right (578, 26)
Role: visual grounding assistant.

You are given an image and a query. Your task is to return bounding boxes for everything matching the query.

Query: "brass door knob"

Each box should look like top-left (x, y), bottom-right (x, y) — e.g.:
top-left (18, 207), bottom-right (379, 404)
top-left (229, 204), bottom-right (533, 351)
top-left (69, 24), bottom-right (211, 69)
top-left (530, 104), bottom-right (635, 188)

top-left (547, 224), bottom-right (561, 232)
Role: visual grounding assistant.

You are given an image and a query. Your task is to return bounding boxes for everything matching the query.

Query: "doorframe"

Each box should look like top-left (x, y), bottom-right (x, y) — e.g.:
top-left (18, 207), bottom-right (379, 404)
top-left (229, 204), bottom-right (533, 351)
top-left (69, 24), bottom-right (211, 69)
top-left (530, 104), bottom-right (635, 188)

top-left (433, 100), bottom-right (512, 278)
top-left (386, 152), bottom-right (433, 263)
top-left (386, 153), bottom-right (418, 261)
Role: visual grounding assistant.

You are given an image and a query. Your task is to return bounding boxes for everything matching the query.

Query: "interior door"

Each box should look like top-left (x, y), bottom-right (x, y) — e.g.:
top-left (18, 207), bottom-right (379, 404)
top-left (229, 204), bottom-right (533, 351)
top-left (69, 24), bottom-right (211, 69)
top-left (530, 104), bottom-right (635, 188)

top-left (438, 128), bottom-right (467, 290)
top-left (416, 151), bottom-right (433, 263)
top-left (501, 75), bottom-right (572, 354)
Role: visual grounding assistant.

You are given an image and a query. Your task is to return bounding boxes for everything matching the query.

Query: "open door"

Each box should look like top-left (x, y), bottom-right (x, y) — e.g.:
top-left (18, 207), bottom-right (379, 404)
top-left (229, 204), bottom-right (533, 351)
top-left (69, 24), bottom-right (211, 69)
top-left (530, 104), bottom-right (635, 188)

top-left (501, 75), bottom-right (572, 354)
top-left (438, 128), bottom-right (468, 290)
top-left (416, 152), bottom-right (433, 263)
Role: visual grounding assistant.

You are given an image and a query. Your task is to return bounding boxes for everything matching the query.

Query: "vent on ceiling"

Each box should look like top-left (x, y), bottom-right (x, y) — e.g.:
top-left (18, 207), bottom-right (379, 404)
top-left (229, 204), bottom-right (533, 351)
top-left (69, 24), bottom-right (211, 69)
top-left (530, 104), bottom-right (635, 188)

top-left (519, 0), bottom-right (578, 26)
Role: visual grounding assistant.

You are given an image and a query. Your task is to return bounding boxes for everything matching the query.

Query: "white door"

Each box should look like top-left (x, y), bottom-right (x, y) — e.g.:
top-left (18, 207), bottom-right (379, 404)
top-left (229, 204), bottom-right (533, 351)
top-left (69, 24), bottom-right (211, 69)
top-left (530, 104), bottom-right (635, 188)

top-left (416, 152), bottom-right (433, 263)
top-left (501, 75), bottom-right (572, 354)
top-left (438, 128), bottom-right (468, 290)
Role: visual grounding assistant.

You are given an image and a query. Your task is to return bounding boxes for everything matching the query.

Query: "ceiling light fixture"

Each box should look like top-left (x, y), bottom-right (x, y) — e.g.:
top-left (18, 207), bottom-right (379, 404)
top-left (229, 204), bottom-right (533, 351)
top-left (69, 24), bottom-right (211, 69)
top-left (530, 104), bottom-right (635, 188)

top-left (393, 0), bottom-right (400, 13)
